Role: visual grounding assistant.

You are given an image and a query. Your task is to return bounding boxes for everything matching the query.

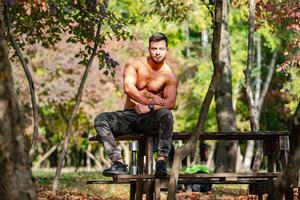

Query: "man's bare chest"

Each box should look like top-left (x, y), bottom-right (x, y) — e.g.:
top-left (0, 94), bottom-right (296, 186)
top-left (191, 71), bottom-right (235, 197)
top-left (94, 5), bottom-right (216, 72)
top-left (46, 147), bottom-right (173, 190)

top-left (136, 70), bottom-right (166, 93)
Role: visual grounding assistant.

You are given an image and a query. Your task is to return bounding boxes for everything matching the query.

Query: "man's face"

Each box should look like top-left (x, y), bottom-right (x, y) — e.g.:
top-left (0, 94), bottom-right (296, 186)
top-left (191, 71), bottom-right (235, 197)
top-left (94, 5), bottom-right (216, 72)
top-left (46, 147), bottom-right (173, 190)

top-left (148, 40), bottom-right (168, 64)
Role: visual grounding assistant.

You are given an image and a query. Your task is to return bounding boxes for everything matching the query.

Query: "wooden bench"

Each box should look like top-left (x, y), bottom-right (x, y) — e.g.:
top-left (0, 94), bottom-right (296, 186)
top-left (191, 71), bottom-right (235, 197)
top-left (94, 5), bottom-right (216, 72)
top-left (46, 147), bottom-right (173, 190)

top-left (87, 131), bottom-right (290, 200)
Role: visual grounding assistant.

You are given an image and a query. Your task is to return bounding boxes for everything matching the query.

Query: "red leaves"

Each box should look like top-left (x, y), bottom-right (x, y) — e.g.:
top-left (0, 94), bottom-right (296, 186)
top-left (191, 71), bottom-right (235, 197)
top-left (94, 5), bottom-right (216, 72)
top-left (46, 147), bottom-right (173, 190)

top-left (17, 0), bottom-right (49, 16)
top-left (256, 1), bottom-right (300, 71)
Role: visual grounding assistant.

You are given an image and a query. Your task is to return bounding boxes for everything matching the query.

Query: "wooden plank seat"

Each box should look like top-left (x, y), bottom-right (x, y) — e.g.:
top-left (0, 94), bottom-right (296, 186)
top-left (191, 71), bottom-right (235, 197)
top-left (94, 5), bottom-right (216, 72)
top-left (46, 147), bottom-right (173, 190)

top-left (88, 131), bottom-right (290, 141)
top-left (87, 131), bottom-right (290, 200)
top-left (113, 172), bottom-right (281, 181)
top-left (87, 173), bottom-right (281, 185)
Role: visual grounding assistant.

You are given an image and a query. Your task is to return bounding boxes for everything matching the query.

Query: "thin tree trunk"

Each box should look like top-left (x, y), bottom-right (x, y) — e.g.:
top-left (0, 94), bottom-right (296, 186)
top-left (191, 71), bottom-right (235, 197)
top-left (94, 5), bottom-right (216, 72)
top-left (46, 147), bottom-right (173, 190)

top-left (99, 146), bottom-right (111, 167)
top-left (214, 0), bottom-right (238, 173)
top-left (52, 23), bottom-right (102, 194)
top-left (0, 3), bottom-right (36, 198)
top-left (86, 144), bottom-right (92, 169)
top-left (243, 0), bottom-right (264, 173)
top-left (243, 36), bottom-right (262, 171)
top-left (243, 140), bottom-right (254, 170)
top-left (85, 149), bottom-right (103, 169)
top-left (34, 145), bottom-right (57, 168)
top-left (243, 51), bottom-right (277, 171)
top-left (244, 0), bottom-right (257, 132)
top-left (191, 141), bottom-right (200, 165)
top-left (4, 4), bottom-right (39, 164)
top-left (255, 36), bottom-right (262, 107)
top-left (252, 52), bottom-right (277, 171)
top-left (207, 142), bottom-right (215, 169)
top-left (167, 1), bottom-right (224, 198)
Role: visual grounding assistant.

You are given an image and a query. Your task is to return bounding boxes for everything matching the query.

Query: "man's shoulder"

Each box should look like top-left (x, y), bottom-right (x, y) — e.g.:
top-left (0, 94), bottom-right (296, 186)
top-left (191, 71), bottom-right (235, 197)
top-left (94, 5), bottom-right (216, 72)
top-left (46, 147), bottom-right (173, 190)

top-left (163, 65), bottom-right (178, 84)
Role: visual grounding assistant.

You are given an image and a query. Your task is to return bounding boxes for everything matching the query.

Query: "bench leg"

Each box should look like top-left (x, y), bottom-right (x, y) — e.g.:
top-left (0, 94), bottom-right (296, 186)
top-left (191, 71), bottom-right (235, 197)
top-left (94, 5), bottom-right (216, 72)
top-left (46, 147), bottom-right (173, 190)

top-left (155, 179), bottom-right (161, 200)
top-left (136, 180), bottom-right (143, 200)
top-left (146, 180), bottom-right (154, 200)
top-left (130, 181), bottom-right (136, 200)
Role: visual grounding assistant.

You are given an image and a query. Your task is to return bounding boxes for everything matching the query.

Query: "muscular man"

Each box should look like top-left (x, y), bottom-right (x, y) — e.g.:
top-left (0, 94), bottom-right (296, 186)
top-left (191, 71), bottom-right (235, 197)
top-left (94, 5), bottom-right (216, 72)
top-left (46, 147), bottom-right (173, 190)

top-left (94, 32), bottom-right (178, 176)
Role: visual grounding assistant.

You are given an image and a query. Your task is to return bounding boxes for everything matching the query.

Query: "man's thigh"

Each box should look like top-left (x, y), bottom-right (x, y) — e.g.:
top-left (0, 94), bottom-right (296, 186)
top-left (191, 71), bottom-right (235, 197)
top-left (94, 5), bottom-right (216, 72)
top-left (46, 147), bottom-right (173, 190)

top-left (103, 109), bottom-right (138, 134)
top-left (135, 112), bottom-right (158, 134)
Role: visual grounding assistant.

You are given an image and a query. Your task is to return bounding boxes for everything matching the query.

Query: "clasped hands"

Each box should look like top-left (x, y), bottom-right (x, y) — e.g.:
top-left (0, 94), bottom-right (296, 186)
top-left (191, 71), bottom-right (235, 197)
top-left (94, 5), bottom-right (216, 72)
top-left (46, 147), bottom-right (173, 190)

top-left (135, 96), bottom-right (166, 114)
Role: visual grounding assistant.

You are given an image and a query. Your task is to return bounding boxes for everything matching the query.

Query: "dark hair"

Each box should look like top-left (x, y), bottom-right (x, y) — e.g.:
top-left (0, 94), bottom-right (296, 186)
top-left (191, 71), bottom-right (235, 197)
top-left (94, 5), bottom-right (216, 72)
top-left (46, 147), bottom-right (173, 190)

top-left (149, 32), bottom-right (168, 47)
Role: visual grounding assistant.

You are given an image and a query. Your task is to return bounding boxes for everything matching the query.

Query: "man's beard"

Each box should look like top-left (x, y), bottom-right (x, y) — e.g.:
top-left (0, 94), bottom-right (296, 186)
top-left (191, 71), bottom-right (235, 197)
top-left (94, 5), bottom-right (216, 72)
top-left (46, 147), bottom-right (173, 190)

top-left (150, 55), bottom-right (165, 64)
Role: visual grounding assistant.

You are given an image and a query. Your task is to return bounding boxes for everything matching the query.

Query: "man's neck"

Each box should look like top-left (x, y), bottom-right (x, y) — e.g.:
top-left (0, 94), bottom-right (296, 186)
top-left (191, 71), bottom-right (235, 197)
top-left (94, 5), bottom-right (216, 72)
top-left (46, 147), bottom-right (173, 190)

top-left (147, 57), bottom-right (164, 71)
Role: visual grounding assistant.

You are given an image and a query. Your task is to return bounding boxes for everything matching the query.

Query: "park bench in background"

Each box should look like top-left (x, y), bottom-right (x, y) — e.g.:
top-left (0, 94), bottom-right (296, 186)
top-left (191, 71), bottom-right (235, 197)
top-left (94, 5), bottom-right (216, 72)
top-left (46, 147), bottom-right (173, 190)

top-left (87, 131), bottom-right (291, 200)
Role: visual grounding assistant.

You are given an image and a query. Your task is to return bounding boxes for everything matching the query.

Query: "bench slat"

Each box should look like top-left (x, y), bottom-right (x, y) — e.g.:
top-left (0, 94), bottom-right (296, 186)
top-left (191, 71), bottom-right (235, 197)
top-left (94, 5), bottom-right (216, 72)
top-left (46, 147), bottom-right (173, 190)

top-left (89, 131), bottom-right (290, 141)
top-left (113, 172), bottom-right (280, 180)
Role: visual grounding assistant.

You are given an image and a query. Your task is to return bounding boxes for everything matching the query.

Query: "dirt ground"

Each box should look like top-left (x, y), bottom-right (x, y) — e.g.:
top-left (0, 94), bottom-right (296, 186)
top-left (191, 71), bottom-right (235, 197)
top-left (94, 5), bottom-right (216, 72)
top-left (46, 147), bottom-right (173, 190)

top-left (34, 169), bottom-right (298, 200)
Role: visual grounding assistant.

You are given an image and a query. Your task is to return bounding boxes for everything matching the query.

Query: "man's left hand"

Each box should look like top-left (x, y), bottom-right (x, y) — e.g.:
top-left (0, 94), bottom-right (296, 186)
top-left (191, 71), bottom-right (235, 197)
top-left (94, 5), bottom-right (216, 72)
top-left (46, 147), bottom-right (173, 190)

top-left (135, 104), bottom-right (150, 114)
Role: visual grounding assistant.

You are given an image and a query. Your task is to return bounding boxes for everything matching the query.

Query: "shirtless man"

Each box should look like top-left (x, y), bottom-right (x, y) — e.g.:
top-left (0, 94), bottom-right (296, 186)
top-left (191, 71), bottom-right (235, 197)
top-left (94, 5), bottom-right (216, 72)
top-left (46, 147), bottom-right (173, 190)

top-left (94, 32), bottom-right (178, 176)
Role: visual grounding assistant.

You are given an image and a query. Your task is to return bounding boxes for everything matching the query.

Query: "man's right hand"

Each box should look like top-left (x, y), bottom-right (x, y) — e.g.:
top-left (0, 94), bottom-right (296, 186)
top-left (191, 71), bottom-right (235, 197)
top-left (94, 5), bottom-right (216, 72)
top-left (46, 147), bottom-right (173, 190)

top-left (135, 104), bottom-right (151, 114)
top-left (152, 96), bottom-right (166, 106)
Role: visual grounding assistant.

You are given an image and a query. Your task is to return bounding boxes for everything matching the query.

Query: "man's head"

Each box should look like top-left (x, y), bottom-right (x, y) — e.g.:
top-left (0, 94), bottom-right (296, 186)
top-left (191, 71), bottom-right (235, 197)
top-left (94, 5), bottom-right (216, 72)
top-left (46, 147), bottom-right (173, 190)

top-left (148, 32), bottom-right (168, 64)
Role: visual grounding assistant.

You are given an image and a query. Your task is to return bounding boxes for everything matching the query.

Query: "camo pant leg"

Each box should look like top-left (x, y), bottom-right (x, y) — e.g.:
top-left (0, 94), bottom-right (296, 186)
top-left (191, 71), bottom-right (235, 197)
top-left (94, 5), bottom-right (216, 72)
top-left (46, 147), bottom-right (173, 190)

top-left (136, 108), bottom-right (174, 158)
top-left (156, 108), bottom-right (174, 158)
top-left (94, 110), bottom-right (138, 162)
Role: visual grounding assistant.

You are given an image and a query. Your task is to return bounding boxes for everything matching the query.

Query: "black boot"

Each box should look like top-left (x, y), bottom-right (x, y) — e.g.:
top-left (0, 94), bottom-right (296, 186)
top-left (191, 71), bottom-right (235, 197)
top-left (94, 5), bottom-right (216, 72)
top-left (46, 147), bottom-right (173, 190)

top-left (155, 160), bottom-right (167, 176)
top-left (103, 161), bottom-right (128, 176)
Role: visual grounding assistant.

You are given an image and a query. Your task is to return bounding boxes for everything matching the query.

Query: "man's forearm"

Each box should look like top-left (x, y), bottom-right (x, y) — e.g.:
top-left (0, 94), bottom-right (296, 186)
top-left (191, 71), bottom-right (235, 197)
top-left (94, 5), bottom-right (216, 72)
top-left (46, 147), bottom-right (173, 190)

top-left (152, 99), bottom-right (175, 110)
top-left (125, 86), bottom-right (150, 105)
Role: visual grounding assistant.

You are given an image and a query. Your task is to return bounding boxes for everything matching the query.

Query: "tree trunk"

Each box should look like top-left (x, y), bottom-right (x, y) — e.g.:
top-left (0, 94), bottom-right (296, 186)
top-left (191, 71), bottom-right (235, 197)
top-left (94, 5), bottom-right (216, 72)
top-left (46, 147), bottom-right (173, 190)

top-left (243, 36), bottom-right (262, 171)
top-left (214, 0), bottom-right (238, 173)
top-left (243, 0), bottom-right (262, 173)
top-left (274, 101), bottom-right (300, 199)
top-left (167, 1), bottom-right (224, 199)
top-left (0, 3), bottom-right (37, 198)
top-left (4, 5), bottom-right (39, 164)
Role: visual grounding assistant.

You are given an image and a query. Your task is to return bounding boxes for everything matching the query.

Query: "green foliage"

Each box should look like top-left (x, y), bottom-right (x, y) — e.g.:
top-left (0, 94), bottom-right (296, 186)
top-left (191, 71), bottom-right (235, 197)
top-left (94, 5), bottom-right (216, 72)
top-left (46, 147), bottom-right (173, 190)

top-left (148, 0), bottom-right (194, 22)
top-left (7, 0), bottom-right (132, 74)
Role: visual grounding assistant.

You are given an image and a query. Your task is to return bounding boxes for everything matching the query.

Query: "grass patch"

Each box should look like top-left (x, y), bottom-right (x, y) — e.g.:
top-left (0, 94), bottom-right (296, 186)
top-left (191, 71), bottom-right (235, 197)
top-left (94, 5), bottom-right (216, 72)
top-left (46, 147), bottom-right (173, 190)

top-left (34, 168), bottom-right (130, 199)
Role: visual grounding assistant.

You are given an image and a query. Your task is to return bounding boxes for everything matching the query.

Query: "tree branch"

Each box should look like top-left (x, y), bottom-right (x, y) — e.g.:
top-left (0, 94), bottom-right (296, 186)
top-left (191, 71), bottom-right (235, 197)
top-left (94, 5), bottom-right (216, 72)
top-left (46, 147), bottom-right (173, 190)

top-left (257, 51), bottom-right (277, 115)
top-left (4, 4), bottom-right (39, 164)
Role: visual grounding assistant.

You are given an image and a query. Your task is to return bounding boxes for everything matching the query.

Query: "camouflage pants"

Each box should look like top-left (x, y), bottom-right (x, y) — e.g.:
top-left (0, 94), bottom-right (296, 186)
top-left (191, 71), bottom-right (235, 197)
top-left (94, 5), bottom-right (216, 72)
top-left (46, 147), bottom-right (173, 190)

top-left (94, 108), bottom-right (173, 162)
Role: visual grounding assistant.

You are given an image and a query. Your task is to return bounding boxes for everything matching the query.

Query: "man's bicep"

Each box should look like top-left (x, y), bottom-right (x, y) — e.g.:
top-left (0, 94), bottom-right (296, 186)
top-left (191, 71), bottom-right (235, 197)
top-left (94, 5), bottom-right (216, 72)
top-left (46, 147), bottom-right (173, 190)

top-left (163, 77), bottom-right (178, 105)
top-left (163, 83), bottom-right (177, 100)
top-left (123, 63), bottom-right (137, 88)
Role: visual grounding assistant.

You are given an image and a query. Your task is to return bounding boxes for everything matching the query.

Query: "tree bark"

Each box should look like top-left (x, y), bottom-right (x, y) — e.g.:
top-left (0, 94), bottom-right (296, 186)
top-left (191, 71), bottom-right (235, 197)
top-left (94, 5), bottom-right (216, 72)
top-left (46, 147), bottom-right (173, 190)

top-left (52, 23), bottom-right (102, 194)
top-left (243, 0), bottom-right (263, 173)
top-left (167, 1), bottom-right (224, 199)
top-left (274, 101), bottom-right (300, 199)
top-left (4, 5), bottom-right (39, 164)
top-left (0, 2), bottom-right (37, 198)
top-left (214, 0), bottom-right (238, 173)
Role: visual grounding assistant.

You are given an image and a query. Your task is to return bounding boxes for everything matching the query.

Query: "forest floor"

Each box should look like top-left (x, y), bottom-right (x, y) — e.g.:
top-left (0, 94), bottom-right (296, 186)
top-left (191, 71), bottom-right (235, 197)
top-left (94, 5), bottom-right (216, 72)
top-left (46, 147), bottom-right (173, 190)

top-left (34, 168), bottom-right (298, 200)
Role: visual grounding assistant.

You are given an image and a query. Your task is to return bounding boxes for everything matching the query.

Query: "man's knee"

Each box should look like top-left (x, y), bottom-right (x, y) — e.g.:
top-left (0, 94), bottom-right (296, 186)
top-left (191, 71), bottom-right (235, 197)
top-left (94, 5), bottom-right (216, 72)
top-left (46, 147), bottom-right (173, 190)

top-left (156, 108), bottom-right (173, 122)
top-left (94, 112), bottom-right (110, 128)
